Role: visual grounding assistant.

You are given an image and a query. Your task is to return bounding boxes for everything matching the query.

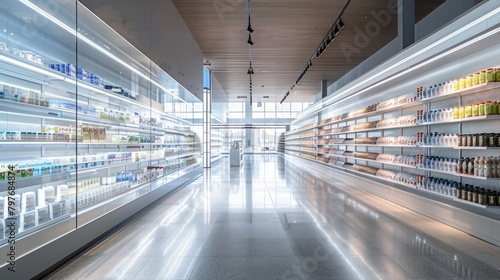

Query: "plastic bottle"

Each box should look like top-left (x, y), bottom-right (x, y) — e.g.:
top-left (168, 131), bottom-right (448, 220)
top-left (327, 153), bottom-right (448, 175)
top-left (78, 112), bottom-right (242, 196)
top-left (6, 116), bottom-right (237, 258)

top-left (459, 106), bottom-right (465, 118)
top-left (486, 68), bottom-right (496, 83)
top-left (479, 102), bottom-right (485, 116)
top-left (466, 75), bottom-right (473, 88)
top-left (473, 72), bottom-right (480, 86)
top-left (467, 157), bottom-right (474, 175)
top-left (479, 70), bottom-right (486, 84)
top-left (472, 104), bottom-right (479, 117)
top-left (465, 105), bottom-right (472, 118)
top-left (474, 157), bottom-right (480, 176)
top-left (479, 188), bottom-right (485, 205)
top-left (485, 156), bottom-right (492, 178)
top-left (458, 157), bottom-right (465, 173)
top-left (467, 185), bottom-right (474, 202)
top-left (452, 159), bottom-right (458, 173)
top-left (493, 157), bottom-right (498, 178)
top-left (479, 157), bottom-right (485, 177)
top-left (473, 187), bottom-right (479, 204)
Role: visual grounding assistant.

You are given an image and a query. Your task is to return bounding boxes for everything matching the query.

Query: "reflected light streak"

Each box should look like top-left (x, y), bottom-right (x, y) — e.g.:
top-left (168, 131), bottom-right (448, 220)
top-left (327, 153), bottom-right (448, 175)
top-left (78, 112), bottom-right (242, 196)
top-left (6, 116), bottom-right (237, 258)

top-left (299, 201), bottom-right (383, 280)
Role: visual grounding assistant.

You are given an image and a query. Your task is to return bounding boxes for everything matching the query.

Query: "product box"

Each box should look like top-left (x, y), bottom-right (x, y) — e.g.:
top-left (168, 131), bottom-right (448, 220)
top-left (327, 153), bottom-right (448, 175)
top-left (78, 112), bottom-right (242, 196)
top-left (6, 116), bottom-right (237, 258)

top-left (112, 135), bottom-right (128, 143)
top-left (98, 127), bottom-right (106, 143)
top-left (21, 192), bottom-right (36, 213)
top-left (20, 210), bottom-right (37, 232)
top-left (36, 205), bottom-right (50, 224)
top-left (127, 135), bottom-right (140, 144)
top-left (0, 219), bottom-right (4, 239)
top-left (90, 127), bottom-right (99, 143)
top-left (0, 196), bottom-right (5, 219)
top-left (82, 126), bottom-right (91, 143)
top-left (3, 215), bottom-right (19, 236)
top-left (38, 186), bottom-right (55, 206)
top-left (49, 202), bottom-right (62, 219)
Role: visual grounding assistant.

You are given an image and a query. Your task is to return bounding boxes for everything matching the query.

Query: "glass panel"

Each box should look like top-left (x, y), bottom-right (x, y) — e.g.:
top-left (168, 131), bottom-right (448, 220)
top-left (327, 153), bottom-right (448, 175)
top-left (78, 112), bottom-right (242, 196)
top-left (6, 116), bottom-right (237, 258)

top-left (291, 102), bottom-right (303, 112)
top-left (228, 112), bottom-right (243, 119)
top-left (253, 112), bottom-right (265, 118)
top-left (253, 103), bottom-right (264, 112)
top-left (0, 0), bottom-right (203, 263)
top-left (264, 102), bottom-right (276, 112)
top-left (0, 0), bottom-right (78, 256)
top-left (265, 111), bottom-right (276, 118)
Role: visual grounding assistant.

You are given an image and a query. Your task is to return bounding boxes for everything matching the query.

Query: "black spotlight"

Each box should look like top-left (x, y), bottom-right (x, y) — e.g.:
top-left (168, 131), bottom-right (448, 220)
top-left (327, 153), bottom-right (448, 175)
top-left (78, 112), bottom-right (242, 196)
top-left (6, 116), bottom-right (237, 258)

top-left (334, 25), bottom-right (340, 35)
top-left (309, 60), bottom-right (312, 67)
top-left (327, 31), bottom-right (335, 45)
top-left (247, 68), bottom-right (254, 75)
top-left (247, 23), bottom-right (254, 33)
top-left (316, 49), bottom-right (321, 58)
top-left (339, 18), bottom-right (345, 29)
top-left (247, 33), bottom-right (253, 45)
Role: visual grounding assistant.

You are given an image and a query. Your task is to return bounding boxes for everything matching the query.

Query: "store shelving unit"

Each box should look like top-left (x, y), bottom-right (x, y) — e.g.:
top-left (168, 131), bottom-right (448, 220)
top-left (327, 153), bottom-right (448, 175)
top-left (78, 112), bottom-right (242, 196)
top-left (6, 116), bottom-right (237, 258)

top-left (277, 133), bottom-right (285, 153)
top-left (0, 1), bottom-right (202, 278)
top-left (284, 0), bottom-right (500, 245)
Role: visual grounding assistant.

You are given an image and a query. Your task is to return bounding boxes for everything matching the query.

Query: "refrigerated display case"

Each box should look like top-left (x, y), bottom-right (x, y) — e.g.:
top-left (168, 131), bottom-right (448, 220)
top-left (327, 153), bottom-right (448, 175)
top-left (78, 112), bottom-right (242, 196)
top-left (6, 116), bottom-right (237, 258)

top-left (0, 0), bottom-right (202, 278)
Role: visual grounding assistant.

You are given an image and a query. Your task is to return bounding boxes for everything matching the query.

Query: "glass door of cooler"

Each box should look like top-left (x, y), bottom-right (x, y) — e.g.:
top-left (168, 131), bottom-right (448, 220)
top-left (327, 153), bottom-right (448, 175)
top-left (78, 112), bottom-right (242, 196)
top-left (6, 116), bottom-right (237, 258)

top-left (0, 0), bottom-right (204, 262)
top-left (0, 0), bottom-right (78, 255)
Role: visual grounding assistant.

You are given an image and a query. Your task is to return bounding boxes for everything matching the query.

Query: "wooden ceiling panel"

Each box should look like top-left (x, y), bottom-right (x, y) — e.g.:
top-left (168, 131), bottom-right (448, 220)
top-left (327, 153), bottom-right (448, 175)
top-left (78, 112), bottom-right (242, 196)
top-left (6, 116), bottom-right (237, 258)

top-left (173, 0), bottom-right (445, 102)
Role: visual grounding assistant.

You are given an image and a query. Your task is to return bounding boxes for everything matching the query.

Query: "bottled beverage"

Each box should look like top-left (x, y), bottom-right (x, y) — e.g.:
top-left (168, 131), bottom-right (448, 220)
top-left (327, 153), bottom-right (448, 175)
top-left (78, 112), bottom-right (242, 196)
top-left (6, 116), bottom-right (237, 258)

top-left (473, 187), bottom-right (479, 203)
top-left (485, 156), bottom-right (492, 177)
top-left (467, 158), bottom-right (474, 175)
top-left (479, 188), bottom-right (485, 205)
top-left (479, 156), bottom-right (486, 177)
top-left (474, 157), bottom-right (480, 176)
top-left (493, 157), bottom-right (498, 178)
top-left (458, 157), bottom-right (465, 173)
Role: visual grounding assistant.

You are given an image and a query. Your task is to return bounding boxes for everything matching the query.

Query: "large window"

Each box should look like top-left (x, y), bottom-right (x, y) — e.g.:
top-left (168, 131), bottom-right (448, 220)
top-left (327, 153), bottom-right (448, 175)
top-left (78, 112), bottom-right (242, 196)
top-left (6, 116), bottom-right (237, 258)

top-left (248, 102), bottom-right (311, 119)
top-left (228, 102), bottom-right (245, 119)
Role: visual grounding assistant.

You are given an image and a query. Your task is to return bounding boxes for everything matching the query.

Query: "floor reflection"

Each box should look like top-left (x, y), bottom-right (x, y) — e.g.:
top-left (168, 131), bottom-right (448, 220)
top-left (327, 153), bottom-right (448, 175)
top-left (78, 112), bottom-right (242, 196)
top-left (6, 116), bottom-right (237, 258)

top-left (48, 155), bottom-right (500, 280)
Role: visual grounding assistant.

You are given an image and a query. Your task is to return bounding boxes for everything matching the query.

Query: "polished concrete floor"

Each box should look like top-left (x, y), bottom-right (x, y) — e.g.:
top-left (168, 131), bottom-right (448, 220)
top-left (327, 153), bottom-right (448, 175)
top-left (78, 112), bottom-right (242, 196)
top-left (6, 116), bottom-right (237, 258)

top-left (47, 155), bottom-right (500, 280)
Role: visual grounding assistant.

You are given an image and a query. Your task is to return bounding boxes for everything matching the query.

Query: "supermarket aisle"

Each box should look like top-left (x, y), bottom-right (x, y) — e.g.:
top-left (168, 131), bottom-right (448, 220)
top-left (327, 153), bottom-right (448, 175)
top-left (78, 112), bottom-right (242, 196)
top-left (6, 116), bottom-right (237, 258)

top-left (47, 155), bottom-right (500, 280)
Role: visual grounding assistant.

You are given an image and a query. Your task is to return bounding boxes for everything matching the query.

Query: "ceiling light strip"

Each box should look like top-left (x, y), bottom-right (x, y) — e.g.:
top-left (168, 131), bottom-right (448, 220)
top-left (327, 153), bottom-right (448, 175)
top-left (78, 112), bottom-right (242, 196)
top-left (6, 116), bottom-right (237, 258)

top-left (281, 0), bottom-right (352, 104)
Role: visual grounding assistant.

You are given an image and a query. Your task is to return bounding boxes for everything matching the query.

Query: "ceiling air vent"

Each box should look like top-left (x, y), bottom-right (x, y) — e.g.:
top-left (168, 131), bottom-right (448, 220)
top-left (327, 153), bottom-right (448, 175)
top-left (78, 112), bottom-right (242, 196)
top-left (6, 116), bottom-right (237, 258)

top-left (263, 96), bottom-right (269, 99)
top-left (237, 96), bottom-right (247, 99)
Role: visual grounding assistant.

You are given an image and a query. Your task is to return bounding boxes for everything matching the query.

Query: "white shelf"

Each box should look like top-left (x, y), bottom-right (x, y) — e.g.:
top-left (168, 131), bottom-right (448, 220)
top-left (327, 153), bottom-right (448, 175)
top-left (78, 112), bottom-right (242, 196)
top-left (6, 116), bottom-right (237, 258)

top-left (284, 148), bottom-right (317, 155)
top-left (320, 153), bottom-right (417, 169)
top-left (420, 145), bottom-right (500, 150)
top-left (0, 100), bottom-right (191, 136)
top-left (419, 114), bottom-right (500, 125)
top-left (318, 123), bottom-right (421, 137)
top-left (0, 53), bottom-right (190, 125)
top-left (417, 167), bottom-right (500, 180)
top-left (316, 101), bottom-right (421, 128)
top-left (418, 82), bottom-right (500, 103)
top-left (321, 143), bottom-right (417, 148)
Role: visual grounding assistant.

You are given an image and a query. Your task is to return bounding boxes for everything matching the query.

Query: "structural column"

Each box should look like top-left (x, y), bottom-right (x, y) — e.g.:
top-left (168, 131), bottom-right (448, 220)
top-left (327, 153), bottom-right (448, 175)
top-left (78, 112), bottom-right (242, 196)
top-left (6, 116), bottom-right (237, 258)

top-left (203, 88), bottom-right (212, 168)
top-left (398, 0), bottom-right (415, 49)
